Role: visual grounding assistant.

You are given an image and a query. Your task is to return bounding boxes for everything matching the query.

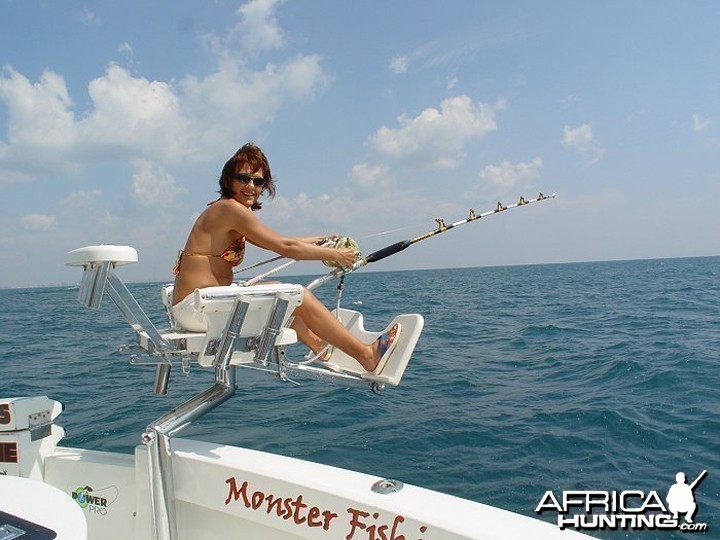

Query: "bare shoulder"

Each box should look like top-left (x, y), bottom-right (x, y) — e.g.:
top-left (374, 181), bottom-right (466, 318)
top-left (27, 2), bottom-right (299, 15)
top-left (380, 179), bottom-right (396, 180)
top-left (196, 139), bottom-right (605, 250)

top-left (204, 198), bottom-right (254, 226)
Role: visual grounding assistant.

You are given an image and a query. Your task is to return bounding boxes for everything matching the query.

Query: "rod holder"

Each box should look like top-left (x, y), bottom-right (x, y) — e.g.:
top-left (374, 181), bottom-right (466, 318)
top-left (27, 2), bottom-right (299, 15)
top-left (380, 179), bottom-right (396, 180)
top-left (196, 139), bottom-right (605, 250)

top-left (153, 364), bottom-right (171, 395)
top-left (254, 296), bottom-right (291, 367)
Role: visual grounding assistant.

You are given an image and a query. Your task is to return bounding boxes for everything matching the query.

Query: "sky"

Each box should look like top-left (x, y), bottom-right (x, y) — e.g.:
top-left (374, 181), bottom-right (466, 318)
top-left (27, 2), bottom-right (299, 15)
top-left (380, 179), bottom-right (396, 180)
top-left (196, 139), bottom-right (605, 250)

top-left (1, 0), bottom-right (719, 288)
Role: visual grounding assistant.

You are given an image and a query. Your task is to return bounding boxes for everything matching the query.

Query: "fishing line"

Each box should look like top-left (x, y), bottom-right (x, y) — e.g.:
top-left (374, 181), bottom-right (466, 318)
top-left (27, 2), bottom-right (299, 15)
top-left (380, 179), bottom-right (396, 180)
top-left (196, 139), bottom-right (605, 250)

top-left (354, 222), bottom-right (429, 241)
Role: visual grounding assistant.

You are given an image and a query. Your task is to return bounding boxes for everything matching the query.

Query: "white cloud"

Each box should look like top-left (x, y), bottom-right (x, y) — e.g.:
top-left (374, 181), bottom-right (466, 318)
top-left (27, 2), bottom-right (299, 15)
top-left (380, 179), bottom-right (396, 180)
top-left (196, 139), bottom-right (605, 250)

top-left (562, 123), bottom-right (593, 148)
top-left (349, 162), bottom-right (392, 191)
top-left (130, 160), bottom-right (187, 207)
top-left (81, 64), bottom-right (188, 161)
top-left (467, 157), bottom-right (543, 201)
top-left (562, 123), bottom-right (605, 165)
top-left (692, 113), bottom-right (711, 132)
top-left (0, 64), bottom-right (189, 174)
top-left (118, 42), bottom-right (134, 57)
top-left (235, 0), bottom-right (285, 52)
top-left (82, 9), bottom-right (101, 25)
top-left (0, 6), bottom-right (329, 184)
top-left (180, 54), bottom-right (328, 150)
top-left (389, 56), bottom-right (408, 74)
top-left (204, 0), bottom-right (285, 57)
top-left (118, 42), bottom-right (136, 69)
top-left (0, 67), bottom-right (83, 184)
top-left (369, 95), bottom-right (505, 168)
top-left (20, 213), bottom-right (56, 231)
top-left (0, 67), bottom-right (76, 151)
top-left (57, 189), bottom-right (119, 229)
top-left (59, 189), bottom-right (102, 214)
top-left (479, 157), bottom-right (543, 188)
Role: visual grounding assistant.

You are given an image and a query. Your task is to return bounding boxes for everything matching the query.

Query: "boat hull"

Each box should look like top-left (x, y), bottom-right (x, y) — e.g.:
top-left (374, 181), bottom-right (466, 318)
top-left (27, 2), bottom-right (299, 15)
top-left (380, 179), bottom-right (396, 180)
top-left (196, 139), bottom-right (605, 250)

top-left (39, 438), bottom-right (591, 539)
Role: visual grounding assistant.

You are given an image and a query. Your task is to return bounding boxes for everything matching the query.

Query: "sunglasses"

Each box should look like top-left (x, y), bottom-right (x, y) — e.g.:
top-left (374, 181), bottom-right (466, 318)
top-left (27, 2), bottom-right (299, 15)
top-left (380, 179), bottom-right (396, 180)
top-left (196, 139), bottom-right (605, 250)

top-left (232, 173), bottom-right (267, 188)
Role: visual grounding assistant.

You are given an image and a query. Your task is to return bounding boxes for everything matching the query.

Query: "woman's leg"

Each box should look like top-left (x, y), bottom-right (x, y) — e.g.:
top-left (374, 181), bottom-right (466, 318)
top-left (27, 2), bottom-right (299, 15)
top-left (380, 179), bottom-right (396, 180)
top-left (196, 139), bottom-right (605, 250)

top-left (292, 288), bottom-right (397, 371)
top-left (258, 281), bottom-right (331, 360)
top-left (289, 316), bottom-right (330, 359)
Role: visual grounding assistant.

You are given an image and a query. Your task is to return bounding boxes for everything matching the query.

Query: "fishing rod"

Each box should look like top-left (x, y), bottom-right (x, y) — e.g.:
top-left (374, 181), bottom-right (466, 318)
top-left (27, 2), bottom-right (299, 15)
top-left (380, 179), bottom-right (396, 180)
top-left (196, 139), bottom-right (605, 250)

top-left (306, 192), bottom-right (556, 291)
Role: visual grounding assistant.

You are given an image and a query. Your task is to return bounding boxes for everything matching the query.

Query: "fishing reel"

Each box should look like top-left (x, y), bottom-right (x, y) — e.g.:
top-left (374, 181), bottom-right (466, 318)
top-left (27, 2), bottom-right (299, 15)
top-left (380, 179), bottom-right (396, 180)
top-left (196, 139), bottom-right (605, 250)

top-left (322, 236), bottom-right (361, 269)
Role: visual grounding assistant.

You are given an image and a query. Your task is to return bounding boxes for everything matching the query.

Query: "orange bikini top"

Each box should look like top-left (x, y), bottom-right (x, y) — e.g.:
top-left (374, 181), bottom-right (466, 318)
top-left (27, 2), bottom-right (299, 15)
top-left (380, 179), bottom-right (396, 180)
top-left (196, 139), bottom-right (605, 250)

top-left (173, 237), bottom-right (246, 274)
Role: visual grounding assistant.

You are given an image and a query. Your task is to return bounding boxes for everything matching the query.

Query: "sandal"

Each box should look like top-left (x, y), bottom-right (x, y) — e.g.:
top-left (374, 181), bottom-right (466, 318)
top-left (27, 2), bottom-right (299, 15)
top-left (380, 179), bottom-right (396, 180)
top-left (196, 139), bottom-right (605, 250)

top-left (371, 323), bottom-right (401, 374)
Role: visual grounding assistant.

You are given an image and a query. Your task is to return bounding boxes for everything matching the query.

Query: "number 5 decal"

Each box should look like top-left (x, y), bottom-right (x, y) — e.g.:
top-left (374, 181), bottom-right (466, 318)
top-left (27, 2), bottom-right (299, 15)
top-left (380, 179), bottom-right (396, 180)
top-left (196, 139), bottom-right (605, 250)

top-left (0, 404), bottom-right (11, 425)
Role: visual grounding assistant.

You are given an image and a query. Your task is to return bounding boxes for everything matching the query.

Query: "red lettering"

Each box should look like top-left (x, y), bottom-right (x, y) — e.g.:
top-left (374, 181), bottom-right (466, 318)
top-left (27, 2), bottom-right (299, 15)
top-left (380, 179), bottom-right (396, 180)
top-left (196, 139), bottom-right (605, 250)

top-left (346, 509), bottom-right (407, 540)
top-left (265, 494), bottom-right (285, 517)
top-left (0, 442), bottom-right (18, 463)
top-left (346, 507), bottom-right (370, 539)
top-left (224, 478), bottom-right (338, 532)
top-left (224, 477), bottom-right (251, 507)
top-left (375, 523), bottom-right (389, 540)
top-left (283, 497), bottom-right (294, 519)
top-left (322, 510), bottom-right (338, 531)
top-left (291, 495), bottom-right (308, 525)
top-left (389, 514), bottom-right (406, 540)
top-left (0, 404), bottom-right (11, 425)
top-left (251, 490), bottom-right (264, 510)
top-left (307, 506), bottom-right (322, 527)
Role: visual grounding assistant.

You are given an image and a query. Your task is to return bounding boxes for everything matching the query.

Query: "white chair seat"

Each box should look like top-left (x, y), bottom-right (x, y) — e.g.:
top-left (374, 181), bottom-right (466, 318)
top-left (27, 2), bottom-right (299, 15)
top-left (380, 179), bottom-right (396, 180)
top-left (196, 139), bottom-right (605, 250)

top-left (158, 283), bottom-right (303, 366)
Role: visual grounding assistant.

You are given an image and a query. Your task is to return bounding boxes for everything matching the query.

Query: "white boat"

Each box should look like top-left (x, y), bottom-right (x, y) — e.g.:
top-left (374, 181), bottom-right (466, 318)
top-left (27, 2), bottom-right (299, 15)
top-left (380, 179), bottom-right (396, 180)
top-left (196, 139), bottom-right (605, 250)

top-left (0, 245), bottom-right (594, 539)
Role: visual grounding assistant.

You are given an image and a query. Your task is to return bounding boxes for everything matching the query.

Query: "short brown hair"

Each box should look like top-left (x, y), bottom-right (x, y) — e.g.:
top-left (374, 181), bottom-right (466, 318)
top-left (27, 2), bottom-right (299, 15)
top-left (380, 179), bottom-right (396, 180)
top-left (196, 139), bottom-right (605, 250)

top-left (218, 143), bottom-right (276, 210)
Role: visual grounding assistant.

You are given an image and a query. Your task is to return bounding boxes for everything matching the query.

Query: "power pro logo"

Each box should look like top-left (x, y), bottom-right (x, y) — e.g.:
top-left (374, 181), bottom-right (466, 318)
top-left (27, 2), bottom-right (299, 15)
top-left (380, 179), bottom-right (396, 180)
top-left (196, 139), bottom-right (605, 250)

top-left (71, 485), bottom-right (117, 516)
top-left (536, 470), bottom-right (708, 533)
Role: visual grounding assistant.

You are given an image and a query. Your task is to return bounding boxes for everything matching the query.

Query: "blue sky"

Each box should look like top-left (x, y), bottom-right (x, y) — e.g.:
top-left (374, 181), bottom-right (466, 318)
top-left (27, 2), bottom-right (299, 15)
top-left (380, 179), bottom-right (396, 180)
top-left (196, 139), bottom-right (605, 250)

top-left (1, 1), bottom-right (718, 288)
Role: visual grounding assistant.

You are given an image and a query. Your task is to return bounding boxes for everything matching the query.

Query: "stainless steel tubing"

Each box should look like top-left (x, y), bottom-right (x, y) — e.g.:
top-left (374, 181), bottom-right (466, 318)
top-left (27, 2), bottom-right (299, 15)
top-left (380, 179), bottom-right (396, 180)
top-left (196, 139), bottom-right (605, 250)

top-left (77, 261), bottom-right (111, 308)
top-left (145, 368), bottom-right (237, 540)
top-left (147, 431), bottom-right (176, 540)
top-left (213, 297), bottom-right (251, 370)
top-left (153, 364), bottom-right (171, 395)
top-left (253, 297), bottom-right (290, 366)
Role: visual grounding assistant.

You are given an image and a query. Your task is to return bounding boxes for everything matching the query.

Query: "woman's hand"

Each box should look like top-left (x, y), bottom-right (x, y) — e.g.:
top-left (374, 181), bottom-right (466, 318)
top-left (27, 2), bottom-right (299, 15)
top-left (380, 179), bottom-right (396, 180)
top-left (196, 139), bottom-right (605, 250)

top-left (333, 247), bottom-right (358, 269)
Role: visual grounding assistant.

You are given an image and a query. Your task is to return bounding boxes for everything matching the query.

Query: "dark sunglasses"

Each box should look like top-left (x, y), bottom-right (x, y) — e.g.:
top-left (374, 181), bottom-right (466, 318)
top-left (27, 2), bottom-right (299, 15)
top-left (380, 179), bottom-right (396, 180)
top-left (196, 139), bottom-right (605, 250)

top-left (232, 173), bottom-right (267, 187)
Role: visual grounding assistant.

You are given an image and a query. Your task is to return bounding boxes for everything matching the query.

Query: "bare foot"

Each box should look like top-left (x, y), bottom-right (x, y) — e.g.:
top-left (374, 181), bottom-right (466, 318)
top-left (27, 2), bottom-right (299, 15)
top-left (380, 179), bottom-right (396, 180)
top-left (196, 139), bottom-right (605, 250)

top-left (367, 323), bottom-right (400, 373)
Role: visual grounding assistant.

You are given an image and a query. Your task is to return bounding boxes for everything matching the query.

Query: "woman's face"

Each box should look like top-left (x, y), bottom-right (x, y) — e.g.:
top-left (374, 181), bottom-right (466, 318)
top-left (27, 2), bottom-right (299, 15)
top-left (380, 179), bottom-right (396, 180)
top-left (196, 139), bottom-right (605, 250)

top-left (231, 164), bottom-right (266, 208)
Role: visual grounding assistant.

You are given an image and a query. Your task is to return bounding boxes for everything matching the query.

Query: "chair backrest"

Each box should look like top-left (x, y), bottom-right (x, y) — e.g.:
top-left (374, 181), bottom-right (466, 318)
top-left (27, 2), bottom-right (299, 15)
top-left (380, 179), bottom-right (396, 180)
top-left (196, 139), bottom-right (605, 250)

top-left (165, 284), bottom-right (304, 367)
top-left (160, 284), bottom-right (176, 328)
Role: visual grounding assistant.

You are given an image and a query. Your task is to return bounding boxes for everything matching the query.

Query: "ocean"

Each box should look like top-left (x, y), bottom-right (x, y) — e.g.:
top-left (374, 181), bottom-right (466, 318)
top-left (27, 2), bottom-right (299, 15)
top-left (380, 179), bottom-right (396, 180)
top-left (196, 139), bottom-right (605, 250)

top-left (1, 257), bottom-right (718, 539)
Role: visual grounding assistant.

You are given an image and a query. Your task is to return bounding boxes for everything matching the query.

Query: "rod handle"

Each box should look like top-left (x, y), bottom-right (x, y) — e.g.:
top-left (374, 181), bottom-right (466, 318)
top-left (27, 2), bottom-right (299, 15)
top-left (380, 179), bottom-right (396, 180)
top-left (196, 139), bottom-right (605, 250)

top-left (365, 241), bottom-right (411, 263)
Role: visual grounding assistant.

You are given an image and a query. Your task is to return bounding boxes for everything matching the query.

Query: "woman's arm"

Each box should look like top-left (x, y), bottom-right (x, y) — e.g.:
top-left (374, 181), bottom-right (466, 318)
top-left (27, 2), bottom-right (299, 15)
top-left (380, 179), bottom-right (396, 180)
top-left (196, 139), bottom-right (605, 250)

top-left (294, 235), bottom-right (338, 245)
top-left (222, 201), bottom-right (356, 268)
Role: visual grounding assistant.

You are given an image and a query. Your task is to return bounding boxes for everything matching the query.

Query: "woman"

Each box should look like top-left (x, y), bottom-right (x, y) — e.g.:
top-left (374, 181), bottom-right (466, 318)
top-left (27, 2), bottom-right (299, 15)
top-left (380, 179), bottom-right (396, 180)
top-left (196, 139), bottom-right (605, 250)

top-left (172, 143), bottom-right (399, 373)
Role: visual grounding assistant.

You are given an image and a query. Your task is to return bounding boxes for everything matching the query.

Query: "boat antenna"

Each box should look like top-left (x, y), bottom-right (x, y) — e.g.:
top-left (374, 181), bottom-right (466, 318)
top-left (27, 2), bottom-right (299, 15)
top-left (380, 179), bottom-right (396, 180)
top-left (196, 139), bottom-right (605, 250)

top-left (306, 192), bottom-right (556, 291)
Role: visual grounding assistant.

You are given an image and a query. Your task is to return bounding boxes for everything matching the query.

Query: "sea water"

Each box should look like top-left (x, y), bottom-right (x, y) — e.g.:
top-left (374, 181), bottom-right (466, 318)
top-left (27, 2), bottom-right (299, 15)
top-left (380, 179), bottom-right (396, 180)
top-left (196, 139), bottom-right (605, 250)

top-left (1, 257), bottom-right (718, 540)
